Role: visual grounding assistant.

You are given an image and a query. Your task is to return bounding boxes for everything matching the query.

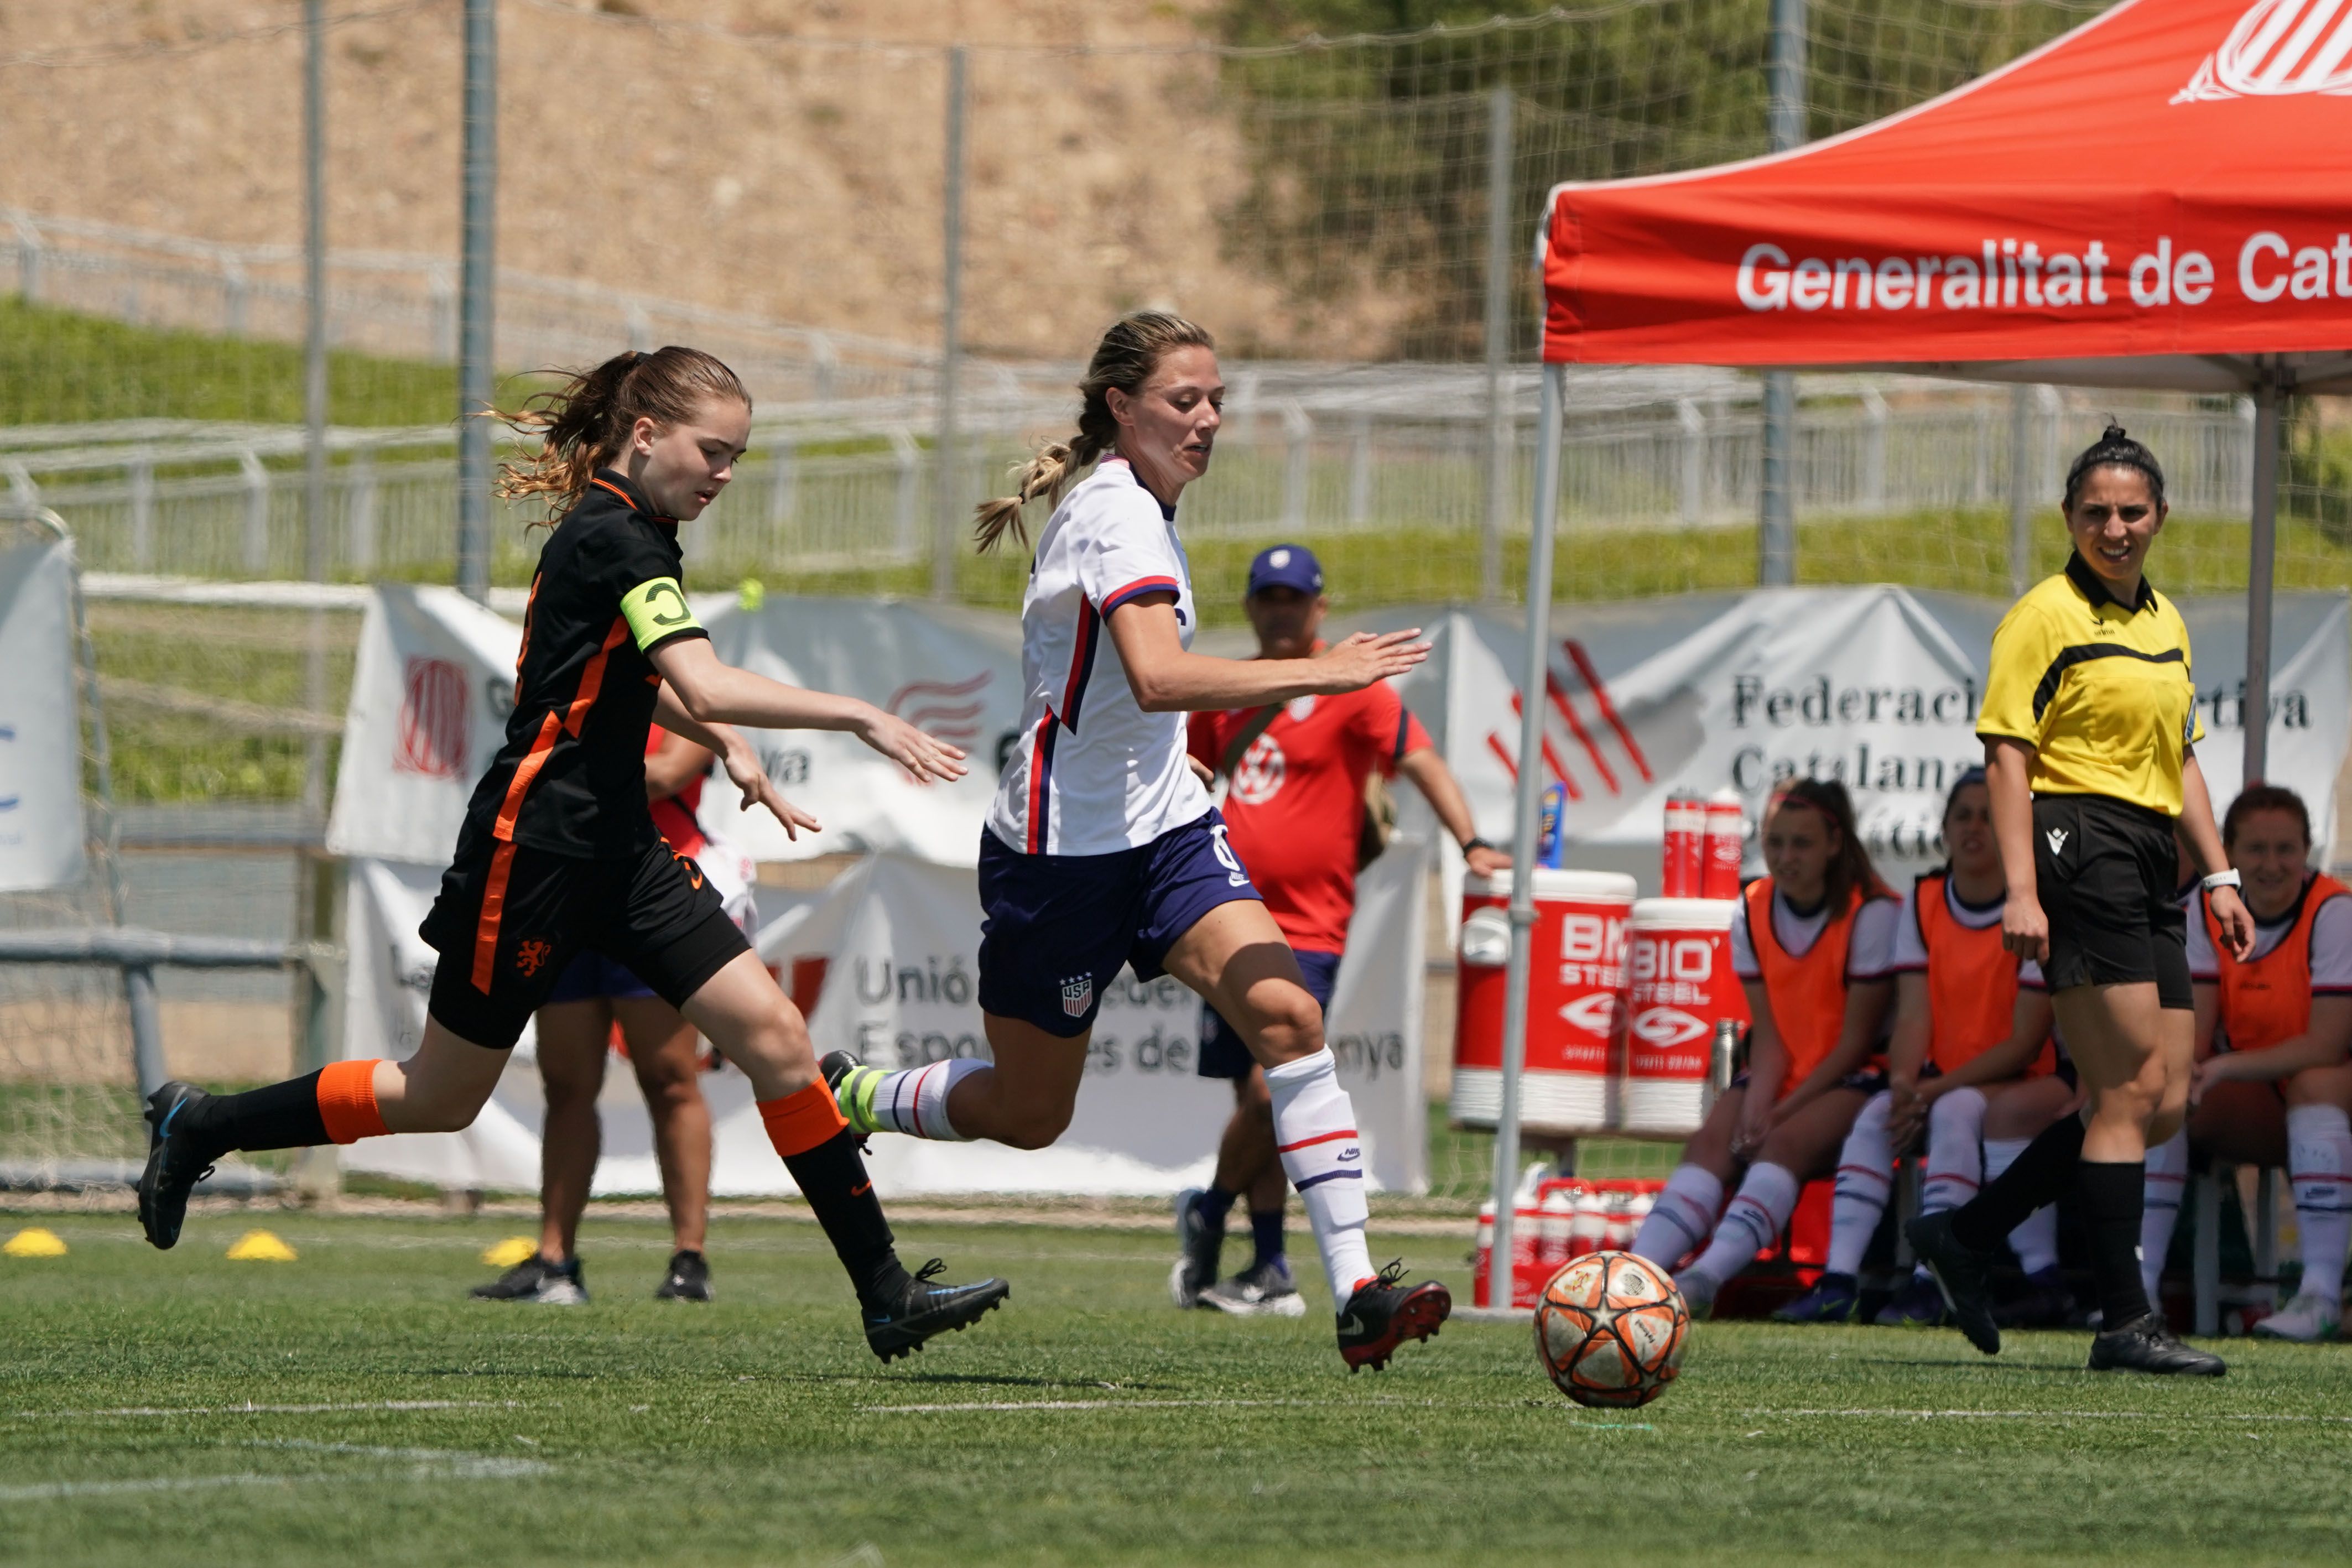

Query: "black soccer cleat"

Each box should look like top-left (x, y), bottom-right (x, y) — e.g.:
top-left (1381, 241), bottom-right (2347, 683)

top-left (1336, 1260), bottom-right (1451, 1372)
top-left (655, 1248), bottom-right (714, 1303)
top-left (863, 1258), bottom-right (1009, 1363)
top-left (137, 1081), bottom-right (217, 1252)
top-left (471, 1254), bottom-right (589, 1305)
top-left (1906, 1210), bottom-right (2001, 1356)
top-left (2088, 1311), bottom-right (2226, 1377)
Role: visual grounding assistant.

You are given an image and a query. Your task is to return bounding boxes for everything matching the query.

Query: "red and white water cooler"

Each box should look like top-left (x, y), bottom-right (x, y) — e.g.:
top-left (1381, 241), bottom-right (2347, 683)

top-left (1618, 896), bottom-right (1747, 1135)
top-left (1452, 868), bottom-right (1637, 1133)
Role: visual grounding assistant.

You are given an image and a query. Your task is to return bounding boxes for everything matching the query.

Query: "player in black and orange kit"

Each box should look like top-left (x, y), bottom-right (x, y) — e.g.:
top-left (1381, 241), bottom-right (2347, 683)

top-left (135, 346), bottom-right (1006, 1360)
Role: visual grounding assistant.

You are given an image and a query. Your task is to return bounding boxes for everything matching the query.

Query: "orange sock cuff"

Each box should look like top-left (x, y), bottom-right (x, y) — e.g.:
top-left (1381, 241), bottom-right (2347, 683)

top-left (759, 1081), bottom-right (848, 1158)
top-left (317, 1059), bottom-right (389, 1144)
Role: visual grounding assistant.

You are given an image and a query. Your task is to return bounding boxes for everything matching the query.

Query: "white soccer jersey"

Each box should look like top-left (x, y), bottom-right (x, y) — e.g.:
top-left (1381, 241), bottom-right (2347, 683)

top-left (986, 457), bottom-right (1213, 857)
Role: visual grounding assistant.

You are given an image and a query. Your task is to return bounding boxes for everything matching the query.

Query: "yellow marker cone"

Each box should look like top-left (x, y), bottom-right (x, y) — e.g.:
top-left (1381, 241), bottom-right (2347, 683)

top-left (481, 1236), bottom-right (538, 1268)
top-left (4, 1227), bottom-right (67, 1258)
top-left (225, 1230), bottom-right (297, 1262)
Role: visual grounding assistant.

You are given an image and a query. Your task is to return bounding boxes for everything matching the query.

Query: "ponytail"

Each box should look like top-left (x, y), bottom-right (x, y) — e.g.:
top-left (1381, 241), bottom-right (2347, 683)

top-left (975, 310), bottom-right (1215, 554)
top-left (491, 345), bottom-right (749, 526)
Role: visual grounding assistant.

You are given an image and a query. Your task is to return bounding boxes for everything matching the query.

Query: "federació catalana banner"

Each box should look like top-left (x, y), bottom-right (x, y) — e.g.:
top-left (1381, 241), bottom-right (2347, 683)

top-left (1375, 585), bottom-right (2351, 896)
top-left (1542, 0), bottom-right (2352, 370)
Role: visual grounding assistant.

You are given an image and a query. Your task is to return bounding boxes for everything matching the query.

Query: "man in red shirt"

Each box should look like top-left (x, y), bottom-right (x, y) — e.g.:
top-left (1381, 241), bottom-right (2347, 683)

top-left (1173, 545), bottom-right (1507, 1315)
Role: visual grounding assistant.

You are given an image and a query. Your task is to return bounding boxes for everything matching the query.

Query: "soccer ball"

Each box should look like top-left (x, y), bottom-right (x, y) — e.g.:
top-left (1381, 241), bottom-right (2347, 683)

top-left (1533, 1249), bottom-right (1688, 1409)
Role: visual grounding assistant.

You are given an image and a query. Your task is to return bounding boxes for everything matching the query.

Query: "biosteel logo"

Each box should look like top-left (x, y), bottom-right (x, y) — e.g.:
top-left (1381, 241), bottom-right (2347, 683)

top-left (395, 657), bottom-right (469, 779)
top-left (2177, 0), bottom-right (2352, 102)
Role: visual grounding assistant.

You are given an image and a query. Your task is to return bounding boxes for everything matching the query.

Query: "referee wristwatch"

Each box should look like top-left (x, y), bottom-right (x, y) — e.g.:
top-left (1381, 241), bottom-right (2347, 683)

top-left (2202, 868), bottom-right (2243, 891)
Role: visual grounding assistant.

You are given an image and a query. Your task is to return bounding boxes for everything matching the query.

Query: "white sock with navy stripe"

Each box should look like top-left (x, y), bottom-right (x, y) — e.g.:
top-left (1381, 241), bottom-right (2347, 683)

top-left (862, 1058), bottom-right (986, 1141)
top-left (1687, 1161), bottom-right (1802, 1290)
top-left (1828, 1092), bottom-right (1894, 1278)
top-left (2139, 1128), bottom-right (2189, 1305)
top-left (1266, 1048), bottom-right (1374, 1303)
top-left (2287, 1103), bottom-right (2352, 1302)
top-left (1632, 1163), bottom-right (1724, 1270)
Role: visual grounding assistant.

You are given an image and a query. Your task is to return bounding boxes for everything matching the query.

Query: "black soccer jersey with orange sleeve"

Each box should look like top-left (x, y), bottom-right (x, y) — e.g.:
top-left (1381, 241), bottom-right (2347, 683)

top-left (456, 469), bottom-right (711, 861)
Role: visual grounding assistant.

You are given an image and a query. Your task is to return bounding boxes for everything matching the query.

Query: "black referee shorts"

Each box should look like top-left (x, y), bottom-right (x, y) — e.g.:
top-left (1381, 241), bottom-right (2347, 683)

top-left (419, 832), bottom-right (749, 1050)
top-left (2032, 793), bottom-right (2192, 1010)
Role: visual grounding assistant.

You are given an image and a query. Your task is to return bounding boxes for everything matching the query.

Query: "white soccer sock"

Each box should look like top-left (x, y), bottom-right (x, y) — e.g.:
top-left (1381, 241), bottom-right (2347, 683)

top-left (2140, 1127), bottom-right (2190, 1305)
top-left (1265, 1048), bottom-right (1374, 1303)
top-left (1983, 1134), bottom-right (2060, 1275)
top-left (862, 1058), bottom-right (987, 1141)
top-left (1632, 1163), bottom-right (1724, 1270)
top-left (1687, 1161), bottom-right (1802, 1288)
top-left (1827, 1092), bottom-right (1895, 1278)
top-left (2287, 1103), bottom-right (2352, 1303)
top-left (1920, 1087), bottom-right (1989, 1216)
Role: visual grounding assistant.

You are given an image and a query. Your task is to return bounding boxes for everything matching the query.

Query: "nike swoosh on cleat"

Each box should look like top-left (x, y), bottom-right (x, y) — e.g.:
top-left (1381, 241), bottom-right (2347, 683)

top-left (850, 1181), bottom-right (872, 1196)
top-left (157, 1100), bottom-right (183, 1138)
top-left (1336, 1314), bottom-right (1366, 1335)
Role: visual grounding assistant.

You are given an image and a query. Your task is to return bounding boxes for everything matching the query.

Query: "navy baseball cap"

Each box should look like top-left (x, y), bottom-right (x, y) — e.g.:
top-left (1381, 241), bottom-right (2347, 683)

top-left (1246, 544), bottom-right (1324, 597)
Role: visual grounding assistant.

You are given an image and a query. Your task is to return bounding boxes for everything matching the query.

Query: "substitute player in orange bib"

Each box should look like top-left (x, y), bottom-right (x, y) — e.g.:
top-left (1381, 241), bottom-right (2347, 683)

top-left (1773, 768), bottom-right (2075, 1327)
top-left (1168, 544), bottom-right (1508, 1316)
top-left (2138, 783), bottom-right (2352, 1342)
top-left (136, 347), bottom-right (1007, 1361)
top-left (1628, 780), bottom-right (1898, 1312)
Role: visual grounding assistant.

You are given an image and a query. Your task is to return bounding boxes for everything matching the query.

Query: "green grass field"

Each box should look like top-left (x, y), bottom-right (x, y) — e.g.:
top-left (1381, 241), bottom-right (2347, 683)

top-left (7, 1209), bottom-right (2352, 1567)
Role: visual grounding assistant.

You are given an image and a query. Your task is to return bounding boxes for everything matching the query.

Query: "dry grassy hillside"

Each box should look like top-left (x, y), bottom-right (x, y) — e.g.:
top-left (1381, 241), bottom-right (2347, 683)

top-left (7, 0), bottom-right (1393, 362)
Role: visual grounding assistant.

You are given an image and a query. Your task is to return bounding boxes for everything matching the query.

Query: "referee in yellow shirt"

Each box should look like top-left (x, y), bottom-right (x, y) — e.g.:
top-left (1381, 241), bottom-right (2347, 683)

top-left (1910, 423), bottom-right (2254, 1376)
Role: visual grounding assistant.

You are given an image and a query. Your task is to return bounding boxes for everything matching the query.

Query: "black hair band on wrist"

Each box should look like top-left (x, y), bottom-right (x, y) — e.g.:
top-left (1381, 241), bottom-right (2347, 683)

top-left (1462, 836), bottom-right (1495, 858)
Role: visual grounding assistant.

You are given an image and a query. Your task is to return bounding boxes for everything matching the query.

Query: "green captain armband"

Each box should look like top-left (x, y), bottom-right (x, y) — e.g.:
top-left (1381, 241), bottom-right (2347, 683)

top-left (620, 576), bottom-right (704, 652)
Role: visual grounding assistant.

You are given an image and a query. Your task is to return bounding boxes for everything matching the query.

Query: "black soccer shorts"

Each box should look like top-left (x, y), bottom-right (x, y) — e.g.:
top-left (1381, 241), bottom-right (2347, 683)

top-left (2032, 793), bottom-right (2193, 1010)
top-left (419, 831), bottom-right (749, 1050)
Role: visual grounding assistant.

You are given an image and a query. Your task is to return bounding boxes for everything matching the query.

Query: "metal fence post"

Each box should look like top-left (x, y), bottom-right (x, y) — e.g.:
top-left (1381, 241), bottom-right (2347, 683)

top-left (239, 447), bottom-right (270, 573)
top-left (455, 0), bottom-right (498, 603)
top-left (13, 218), bottom-right (40, 303)
top-left (1480, 85), bottom-right (1515, 603)
top-left (932, 44), bottom-right (969, 602)
top-left (347, 444), bottom-right (378, 572)
top-left (1281, 403), bottom-right (1312, 532)
top-left (767, 434), bottom-right (798, 549)
top-left (2245, 373), bottom-right (2282, 787)
top-left (126, 962), bottom-right (167, 1101)
top-left (303, 0), bottom-right (331, 815)
top-left (1677, 399), bottom-right (1705, 527)
top-left (1758, 0), bottom-right (1805, 585)
top-left (1347, 413), bottom-right (1373, 528)
top-left (891, 428), bottom-right (920, 559)
top-left (129, 457), bottom-right (154, 569)
top-left (1861, 383), bottom-right (1888, 514)
top-left (2008, 383), bottom-right (2034, 595)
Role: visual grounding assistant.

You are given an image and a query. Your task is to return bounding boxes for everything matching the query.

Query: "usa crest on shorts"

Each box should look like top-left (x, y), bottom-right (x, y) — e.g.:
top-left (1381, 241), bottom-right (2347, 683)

top-left (1060, 973), bottom-right (1094, 1018)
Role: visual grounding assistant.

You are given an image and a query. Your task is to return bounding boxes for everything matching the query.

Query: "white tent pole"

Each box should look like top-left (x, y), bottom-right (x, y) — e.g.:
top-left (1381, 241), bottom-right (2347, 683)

top-left (1488, 361), bottom-right (1567, 1296)
top-left (2244, 371), bottom-right (2281, 787)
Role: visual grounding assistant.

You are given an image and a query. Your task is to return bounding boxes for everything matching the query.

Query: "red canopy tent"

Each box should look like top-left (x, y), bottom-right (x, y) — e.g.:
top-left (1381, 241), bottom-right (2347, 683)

top-left (1485, 0), bottom-right (2352, 1258)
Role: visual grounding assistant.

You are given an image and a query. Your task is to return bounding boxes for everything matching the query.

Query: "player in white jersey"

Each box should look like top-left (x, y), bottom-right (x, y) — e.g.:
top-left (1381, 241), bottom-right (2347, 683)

top-left (824, 311), bottom-right (1449, 1371)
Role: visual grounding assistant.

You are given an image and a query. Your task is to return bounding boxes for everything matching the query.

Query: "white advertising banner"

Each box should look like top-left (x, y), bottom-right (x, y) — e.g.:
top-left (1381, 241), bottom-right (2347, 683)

top-left (340, 844), bottom-right (1430, 1197)
top-left (325, 586), bottom-right (524, 865)
top-left (325, 587), bottom-right (1021, 870)
top-left (697, 597), bottom-right (1024, 867)
top-left (1370, 586), bottom-right (2351, 906)
top-left (0, 537), bottom-right (85, 892)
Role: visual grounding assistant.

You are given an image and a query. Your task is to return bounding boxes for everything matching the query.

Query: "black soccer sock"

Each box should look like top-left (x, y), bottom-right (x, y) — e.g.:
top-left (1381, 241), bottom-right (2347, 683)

top-left (2077, 1158), bottom-right (2154, 1329)
top-left (783, 1128), bottom-right (912, 1309)
top-left (1951, 1113), bottom-right (2085, 1252)
top-left (179, 1070), bottom-right (330, 1160)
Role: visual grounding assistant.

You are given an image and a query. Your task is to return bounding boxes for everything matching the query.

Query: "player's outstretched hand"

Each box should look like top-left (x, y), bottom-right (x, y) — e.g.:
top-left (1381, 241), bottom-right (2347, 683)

top-left (1317, 628), bottom-right (1431, 694)
top-left (857, 707), bottom-right (969, 785)
top-left (721, 737), bottom-right (823, 840)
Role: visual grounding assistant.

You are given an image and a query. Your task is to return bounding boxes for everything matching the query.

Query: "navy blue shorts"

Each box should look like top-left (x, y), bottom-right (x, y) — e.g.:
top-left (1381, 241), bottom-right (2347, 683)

top-left (1198, 947), bottom-right (1341, 1080)
top-left (542, 949), bottom-right (657, 1005)
top-left (977, 810), bottom-right (1261, 1038)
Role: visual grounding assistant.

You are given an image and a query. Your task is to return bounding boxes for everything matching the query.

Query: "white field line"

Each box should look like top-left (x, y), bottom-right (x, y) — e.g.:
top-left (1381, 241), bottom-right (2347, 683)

top-left (860, 1396), bottom-right (1530, 1414)
top-left (9, 1399), bottom-right (519, 1421)
top-left (1752, 1408), bottom-right (2352, 1425)
top-left (0, 1444), bottom-right (551, 1502)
